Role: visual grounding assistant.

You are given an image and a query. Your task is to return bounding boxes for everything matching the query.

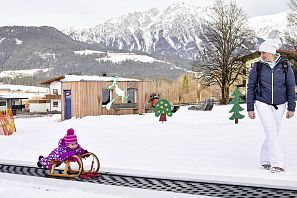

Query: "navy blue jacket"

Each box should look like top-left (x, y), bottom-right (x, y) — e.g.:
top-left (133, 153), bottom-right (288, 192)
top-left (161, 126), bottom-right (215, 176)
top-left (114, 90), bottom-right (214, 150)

top-left (247, 56), bottom-right (296, 112)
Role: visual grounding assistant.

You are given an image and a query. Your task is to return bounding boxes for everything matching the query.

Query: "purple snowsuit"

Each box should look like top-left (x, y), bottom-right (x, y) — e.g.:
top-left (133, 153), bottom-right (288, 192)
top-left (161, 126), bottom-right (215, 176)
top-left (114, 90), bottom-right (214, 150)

top-left (39, 138), bottom-right (86, 169)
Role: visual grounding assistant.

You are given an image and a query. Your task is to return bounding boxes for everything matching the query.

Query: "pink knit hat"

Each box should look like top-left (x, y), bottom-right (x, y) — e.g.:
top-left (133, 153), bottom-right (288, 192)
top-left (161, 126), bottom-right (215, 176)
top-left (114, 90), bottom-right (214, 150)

top-left (64, 128), bottom-right (77, 144)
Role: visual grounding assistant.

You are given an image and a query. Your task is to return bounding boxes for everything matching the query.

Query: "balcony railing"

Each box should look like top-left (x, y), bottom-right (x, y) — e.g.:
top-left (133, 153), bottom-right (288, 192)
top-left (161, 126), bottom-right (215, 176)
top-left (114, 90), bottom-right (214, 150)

top-left (44, 94), bottom-right (61, 99)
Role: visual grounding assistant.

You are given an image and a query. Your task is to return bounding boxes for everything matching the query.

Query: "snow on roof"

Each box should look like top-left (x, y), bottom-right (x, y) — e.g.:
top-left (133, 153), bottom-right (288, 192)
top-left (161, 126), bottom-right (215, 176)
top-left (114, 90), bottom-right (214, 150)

top-left (40, 76), bottom-right (65, 85)
top-left (0, 94), bottom-right (30, 99)
top-left (63, 75), bottom-right (141, 82)
top-left (0, 84), bottom-right (49, 93)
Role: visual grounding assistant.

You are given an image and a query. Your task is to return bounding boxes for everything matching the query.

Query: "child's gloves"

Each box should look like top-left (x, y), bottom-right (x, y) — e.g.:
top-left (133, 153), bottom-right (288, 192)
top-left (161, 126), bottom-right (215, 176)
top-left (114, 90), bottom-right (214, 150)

top-left (82, 150), bottom-right (90, 158)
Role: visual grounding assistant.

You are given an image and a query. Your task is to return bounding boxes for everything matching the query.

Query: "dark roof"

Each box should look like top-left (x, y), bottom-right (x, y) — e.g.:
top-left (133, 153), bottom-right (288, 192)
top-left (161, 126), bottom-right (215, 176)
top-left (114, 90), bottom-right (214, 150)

top-left (40, 76), bottom-right (65, 85)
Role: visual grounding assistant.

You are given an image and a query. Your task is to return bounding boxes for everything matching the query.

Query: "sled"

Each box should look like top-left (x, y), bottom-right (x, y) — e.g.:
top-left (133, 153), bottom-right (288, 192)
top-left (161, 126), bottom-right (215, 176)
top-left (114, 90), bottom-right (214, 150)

top-left (48, 152), bottom-right (100, 178)
top-left (188, 99), bottom-right (214, 111)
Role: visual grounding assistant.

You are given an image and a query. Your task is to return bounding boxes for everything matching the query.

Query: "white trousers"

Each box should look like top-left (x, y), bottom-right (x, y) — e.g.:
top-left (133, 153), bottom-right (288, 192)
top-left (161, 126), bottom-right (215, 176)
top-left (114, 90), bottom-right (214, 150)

top-left (255, 100), bottom-right (286, 168)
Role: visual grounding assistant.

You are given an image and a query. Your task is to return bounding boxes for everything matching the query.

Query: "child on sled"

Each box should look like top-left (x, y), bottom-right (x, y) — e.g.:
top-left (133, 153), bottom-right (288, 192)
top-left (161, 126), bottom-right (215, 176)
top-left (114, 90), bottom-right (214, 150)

top-left (37, 128), bottom-right (88, 169)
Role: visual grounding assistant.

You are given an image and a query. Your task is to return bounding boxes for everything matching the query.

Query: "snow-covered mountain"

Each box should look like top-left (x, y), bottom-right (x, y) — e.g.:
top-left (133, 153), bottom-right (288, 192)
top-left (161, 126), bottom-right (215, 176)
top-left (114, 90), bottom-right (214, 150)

top-left (64, 3), bottom-right (288, 60)
top-left (0, 26), bottom-right (188, 81)
top-left (248, 11), bottom-right (287, 40)
top-left (0, 3), bottom-right (289, 83)
top-left (64, 2), bottom-right (206, 60)
top-left (74, 50), bottom-right (167, 63)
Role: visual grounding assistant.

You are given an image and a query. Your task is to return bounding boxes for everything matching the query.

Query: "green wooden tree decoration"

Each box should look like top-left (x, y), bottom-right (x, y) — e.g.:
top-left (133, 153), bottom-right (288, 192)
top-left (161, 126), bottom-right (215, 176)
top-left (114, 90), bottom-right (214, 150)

top-left (229, 87), bottom-right (245, 124)
top-left (154, 99), bottom-right (173, 123)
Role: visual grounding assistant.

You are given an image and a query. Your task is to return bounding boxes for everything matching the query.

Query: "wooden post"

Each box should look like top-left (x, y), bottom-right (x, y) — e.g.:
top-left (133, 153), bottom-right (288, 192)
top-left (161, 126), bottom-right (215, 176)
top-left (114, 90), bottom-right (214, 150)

top-left (159, 114), bottom-right (167, 123)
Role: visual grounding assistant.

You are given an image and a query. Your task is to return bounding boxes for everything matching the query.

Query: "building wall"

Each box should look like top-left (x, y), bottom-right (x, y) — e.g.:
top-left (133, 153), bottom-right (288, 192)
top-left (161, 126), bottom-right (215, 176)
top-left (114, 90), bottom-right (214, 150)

top-left (0, 99), bottom-right (23, 113)
top-left (0, 89), bottom-right (11, 95)
top-left (12, 99), bottom-right (22, 105)
top-left (50, 82), bottom-right (62, 95)
top-left (61, 81), bottom-right (153, 120)
top-left (0, 99), bottom-right (6, 111)
top-left (0, 86), bottom-right (48, 97)
top-left (49, 81), bottom-right (62, 111)
top-left (30, 103), bottom-right (50, 113)
top-left (51, 99), bottom-right (61, 112)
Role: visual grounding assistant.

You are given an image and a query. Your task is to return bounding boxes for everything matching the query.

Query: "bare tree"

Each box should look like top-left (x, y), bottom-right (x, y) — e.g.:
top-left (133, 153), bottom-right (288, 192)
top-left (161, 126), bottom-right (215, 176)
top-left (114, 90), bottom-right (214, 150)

top-left (192, 0), bottom-right (255, 104)
top-left (286, 0), bottom-right (297, 52)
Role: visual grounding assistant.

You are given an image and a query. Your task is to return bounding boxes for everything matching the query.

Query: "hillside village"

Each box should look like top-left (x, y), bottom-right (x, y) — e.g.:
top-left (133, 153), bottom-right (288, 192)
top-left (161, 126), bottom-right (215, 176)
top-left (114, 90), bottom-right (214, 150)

top-left (1, 49), bottom-right (296, 120)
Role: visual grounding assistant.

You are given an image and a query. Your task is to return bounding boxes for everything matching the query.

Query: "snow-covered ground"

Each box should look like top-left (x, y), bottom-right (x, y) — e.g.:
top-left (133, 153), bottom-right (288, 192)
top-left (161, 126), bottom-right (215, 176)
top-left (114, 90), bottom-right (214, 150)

top-left (1, 104), bottom-right (297, 197)
top-left (96, 52), bottom-right (165, 63)
top-left (0, 173), bottom-right (202, 198)
top-left (74, 50), bottom-right (106, 55)
top-left (0, 68), bottom-right (52, 79)
top-left (74, 49), bottom-right (167, 64)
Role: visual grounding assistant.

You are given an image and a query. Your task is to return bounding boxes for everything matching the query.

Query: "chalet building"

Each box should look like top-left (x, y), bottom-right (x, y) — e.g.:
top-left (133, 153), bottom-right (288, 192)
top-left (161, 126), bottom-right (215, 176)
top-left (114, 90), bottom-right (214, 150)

top-left (41, 75), bottom-right (154, 120)
top-left (0, 95), bottom-right (28, 115)
top-left (0, 84), bottom-right (49, 114)
top-left (40, 76), bottom-right (64, 113)
top-left (237, 51), bottom-right (261, 100)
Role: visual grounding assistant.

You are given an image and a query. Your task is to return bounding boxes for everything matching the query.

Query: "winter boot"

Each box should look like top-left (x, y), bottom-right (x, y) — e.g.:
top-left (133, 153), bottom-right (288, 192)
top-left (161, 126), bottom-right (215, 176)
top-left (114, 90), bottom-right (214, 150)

top-left (262, 164), bottom-right (271, 170)
top-left (270, 167), bottom-right (284, 173)
top-left (56, 162), bottom-right (62, 167)
top-left (37, 155), bottom-right (44, 168)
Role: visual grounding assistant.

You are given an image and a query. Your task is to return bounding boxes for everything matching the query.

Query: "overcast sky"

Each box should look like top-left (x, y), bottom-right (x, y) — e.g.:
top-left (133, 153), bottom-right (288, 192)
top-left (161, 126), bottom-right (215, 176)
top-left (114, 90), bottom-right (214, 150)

top-left (0, 0), bottom-right (290, 30)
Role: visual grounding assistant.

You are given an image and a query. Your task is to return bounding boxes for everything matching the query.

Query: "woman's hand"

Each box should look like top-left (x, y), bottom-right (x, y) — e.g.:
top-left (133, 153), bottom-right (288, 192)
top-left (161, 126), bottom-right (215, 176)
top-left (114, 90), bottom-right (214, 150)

top-left (248, 111), bottom-right (256, 119)
top-left (286, 111), bottom-right (294, 119)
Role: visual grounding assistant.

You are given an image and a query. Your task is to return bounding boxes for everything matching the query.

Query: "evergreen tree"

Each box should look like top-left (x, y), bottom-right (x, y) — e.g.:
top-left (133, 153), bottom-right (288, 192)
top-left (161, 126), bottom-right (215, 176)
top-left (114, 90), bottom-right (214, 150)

top-left (182, 74), bottom-right (189, 94)
top-left (229, 87), bottom-right (245, 124)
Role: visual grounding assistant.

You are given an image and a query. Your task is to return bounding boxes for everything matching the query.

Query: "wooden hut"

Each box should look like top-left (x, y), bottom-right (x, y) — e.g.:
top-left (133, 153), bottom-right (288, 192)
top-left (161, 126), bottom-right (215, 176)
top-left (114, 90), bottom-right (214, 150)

top-left (42, 75), bottom-right (154, 120)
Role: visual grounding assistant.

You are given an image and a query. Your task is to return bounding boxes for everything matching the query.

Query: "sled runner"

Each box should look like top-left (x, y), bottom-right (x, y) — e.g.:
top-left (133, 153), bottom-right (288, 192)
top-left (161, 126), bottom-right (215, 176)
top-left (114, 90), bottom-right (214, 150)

top-left (48, 152), bottom-right (100, 178)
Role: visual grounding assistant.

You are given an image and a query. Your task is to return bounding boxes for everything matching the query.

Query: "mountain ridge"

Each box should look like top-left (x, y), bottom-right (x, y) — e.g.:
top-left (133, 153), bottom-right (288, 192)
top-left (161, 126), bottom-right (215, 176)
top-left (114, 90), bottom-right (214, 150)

top-left (64, 2), bottom-right (207, 60)
top-left (63, 3), bottom-right (287, 60)
top-left (0, 26), bottom-right (185, 82)
top-left (0, 3), bottom-right (289, 84)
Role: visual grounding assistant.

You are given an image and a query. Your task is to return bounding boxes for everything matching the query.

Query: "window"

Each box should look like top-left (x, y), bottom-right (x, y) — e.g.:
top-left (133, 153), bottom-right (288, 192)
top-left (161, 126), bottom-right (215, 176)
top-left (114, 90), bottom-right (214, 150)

top-left (53, 89), bottom-right (58, 95)
top-left (242, 68), bottom-right (247, 76)
top-left (102, 89), bottom-right (111, 105)
top-left (0, 101), bottom-right (6, 106)
top-left (53, 102), bottom-right (58, 107)
top-left (127, 88), bottom-right (136, 103)
top-left (242, 80), bottom-right (246, 87)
